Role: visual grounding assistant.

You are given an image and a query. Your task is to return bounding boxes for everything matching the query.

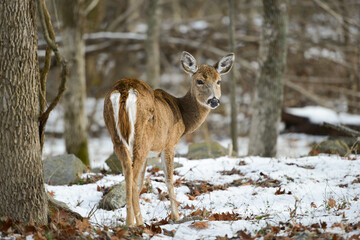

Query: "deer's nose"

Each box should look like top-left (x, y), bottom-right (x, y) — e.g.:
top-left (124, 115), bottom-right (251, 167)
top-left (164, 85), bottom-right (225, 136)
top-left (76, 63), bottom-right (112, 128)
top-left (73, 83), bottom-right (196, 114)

top-left (207, 97), bottom-right (220, 108)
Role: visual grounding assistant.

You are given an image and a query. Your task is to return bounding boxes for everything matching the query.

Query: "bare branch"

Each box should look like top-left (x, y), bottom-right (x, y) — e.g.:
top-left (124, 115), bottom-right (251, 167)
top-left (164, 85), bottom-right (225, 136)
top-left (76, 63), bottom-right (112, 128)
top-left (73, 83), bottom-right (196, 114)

top-left (284, 80), bottom-right (335, 110)
top-left (37, 0), bottom-right (69, 151)
top-left (85, 0), bottom-right (99, 15)
top-left (107, 0), bottom-right (144, 31)
top-left (312, 0), bottom-right (360, 29)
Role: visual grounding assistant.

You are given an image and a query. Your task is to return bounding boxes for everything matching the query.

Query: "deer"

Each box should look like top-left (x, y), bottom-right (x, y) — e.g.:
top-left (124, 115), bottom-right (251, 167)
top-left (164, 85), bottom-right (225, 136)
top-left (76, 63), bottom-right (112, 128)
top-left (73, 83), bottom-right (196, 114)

top-left (103, 51), bottom-right (234, 226)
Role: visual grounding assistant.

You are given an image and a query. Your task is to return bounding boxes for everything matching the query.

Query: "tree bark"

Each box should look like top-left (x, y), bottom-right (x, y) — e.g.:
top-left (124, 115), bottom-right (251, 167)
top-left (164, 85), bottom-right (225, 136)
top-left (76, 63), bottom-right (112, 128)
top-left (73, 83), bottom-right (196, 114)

top-left (145, 0), bottom-right (161, 89)
top-left (248, 0), bottom-right (288, 157)
top-left (61, 0), bottom-right (90, 166)
top-left (228, 0), bottom-right (239, 154)
top-left (0, 0), bottom-right (48, 224)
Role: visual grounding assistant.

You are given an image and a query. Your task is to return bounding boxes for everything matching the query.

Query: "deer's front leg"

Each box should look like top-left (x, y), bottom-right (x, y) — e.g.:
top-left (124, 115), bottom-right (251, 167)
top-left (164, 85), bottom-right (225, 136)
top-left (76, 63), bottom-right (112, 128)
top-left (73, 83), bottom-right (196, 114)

top-left (161, 148), bottom-right (180, 220)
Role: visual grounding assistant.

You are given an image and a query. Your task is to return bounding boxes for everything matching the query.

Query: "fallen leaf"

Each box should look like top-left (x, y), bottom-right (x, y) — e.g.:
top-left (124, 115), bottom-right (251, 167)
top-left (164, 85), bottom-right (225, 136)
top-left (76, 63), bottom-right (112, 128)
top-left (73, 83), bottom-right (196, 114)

top-left (147, 167), bottom-right (159, 174)
top-left (48, 191), bottom-right (55, 197)
top-left (236, 230), bottom-right (255, 240)
top-left (190, 221), bottom-right (209, 229)
top-left (216, 235), bottom-right (228, 240)
top-left (275, 187), bottom-right (285, 195)
top-left (310, 202), bottom-right (317, 208)
top-left (184, 204), bottom-right (195, 210)
top-left (190, 208), bottom-right (210, 218)
top-left (75, 218), bottom-right (92, 233)
top-left (163, 228), bottom-right (176, 237)
top-left (186, 194), bottom-right (196, 201)
top-left (140, 197), bottom-right (151, 203)
top-left (328, 198), bottom-right (336, 208)
top-left (321, 221), bottom-right (327, 229)
top-left (350, 234), bottom-right (360, 240)
top-left (209, 212), bottom-right (241, 221)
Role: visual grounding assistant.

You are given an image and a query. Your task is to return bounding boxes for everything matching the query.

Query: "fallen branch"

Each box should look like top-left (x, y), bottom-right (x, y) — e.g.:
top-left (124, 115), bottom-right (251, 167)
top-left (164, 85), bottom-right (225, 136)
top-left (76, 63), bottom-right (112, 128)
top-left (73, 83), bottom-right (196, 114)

top-left (322, 122), bottom-right (360, 138)
top-left (37, 0), bottom-right (69, 151)
top-left (168, 216), bottom-right (202, 225)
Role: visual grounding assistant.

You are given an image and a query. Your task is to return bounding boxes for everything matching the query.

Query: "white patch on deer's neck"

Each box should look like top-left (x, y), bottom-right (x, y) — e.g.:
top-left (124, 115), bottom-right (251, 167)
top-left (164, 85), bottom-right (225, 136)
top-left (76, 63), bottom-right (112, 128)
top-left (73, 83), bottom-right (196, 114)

top-left (197, 98), bottom-right (212, 109)
top-left (126, 89), bottom-right (137, 155)
top-left (110, 92), bottom-right (130, 150)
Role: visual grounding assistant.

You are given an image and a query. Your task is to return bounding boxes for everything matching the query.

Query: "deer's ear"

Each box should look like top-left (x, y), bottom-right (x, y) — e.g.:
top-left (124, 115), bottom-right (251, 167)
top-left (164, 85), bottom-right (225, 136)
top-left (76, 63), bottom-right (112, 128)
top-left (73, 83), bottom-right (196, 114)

top-left (214, 53), bottom-right (235, 75)
top-left (181, 51), bottom-right (198, 75)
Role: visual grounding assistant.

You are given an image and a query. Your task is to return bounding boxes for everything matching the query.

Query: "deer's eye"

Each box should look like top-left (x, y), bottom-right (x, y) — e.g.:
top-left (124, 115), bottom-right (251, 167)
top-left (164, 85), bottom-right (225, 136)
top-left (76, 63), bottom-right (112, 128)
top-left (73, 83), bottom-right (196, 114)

top-left (196, 80), bottom-right (204, 85)
top-left (217, 80), bottom-right (221, 85)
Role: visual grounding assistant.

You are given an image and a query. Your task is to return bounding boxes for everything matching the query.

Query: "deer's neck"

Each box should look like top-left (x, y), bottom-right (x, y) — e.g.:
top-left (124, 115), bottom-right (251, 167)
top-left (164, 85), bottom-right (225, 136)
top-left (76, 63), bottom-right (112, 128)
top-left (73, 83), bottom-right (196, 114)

top-left (177, 90), bottom-right (210, 136)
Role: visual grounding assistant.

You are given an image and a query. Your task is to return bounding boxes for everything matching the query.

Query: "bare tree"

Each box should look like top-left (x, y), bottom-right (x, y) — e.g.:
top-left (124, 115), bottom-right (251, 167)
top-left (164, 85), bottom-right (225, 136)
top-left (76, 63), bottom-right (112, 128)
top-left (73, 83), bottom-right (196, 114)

top-left (248, 0), bottom-right (288, 157)
top-left (61, 0), bottom-right (90, 166)
top-left (0, 0), bottom-right (48, 224)
top-left (228, 0), bottom-right (239, 154)
top-left (145, 0), bottom-right (161, 89)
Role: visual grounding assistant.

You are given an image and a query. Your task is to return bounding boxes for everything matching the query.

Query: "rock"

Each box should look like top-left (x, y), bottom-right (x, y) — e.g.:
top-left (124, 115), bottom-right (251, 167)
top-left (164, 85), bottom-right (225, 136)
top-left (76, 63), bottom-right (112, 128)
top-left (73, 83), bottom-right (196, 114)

top-left (314, 140), bottom-right (350, 156)
top-left (98, 181), bottom-right (126, 210)
top-left (329, 136), bottom-right (359, 153)
top-left (186, 142), bottom-right (229, 160)
top-left (105, 152), bottom-right (122, 174)
top-left (43, 154), bottom-right (87, 185)
top-left (147, 157), bottom-right (183, 170)
top-left (106, 152), bottom-right (183, 173)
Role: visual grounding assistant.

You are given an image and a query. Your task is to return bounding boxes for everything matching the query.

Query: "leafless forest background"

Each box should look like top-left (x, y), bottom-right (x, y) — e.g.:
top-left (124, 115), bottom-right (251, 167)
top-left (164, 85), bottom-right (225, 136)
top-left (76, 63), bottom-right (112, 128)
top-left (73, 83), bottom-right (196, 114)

top-left (40, 0), bottom-right (360, 141)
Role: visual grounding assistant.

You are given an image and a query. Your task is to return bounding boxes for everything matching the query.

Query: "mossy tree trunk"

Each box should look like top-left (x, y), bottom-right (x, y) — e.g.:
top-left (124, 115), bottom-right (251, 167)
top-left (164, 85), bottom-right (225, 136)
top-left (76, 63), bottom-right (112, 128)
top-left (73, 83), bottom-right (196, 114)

top-left (248, 0), bottom-right (288, 157)
top-left (61, 0), bottom-right (90, 166)
top-left (145, 0), bottom-right (161, 89)
top-left (0, 0), bottom-right (48, 224)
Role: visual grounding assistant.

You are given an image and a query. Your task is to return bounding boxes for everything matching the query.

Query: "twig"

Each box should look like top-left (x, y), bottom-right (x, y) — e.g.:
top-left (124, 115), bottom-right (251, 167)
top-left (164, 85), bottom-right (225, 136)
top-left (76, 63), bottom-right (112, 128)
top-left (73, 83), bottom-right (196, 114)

top-left (37, 0), bottom-right (69, 151)
top-left (169, 216), bottom-right (202, 224)
top-left (322, 122), bottom-right (360, 138)
top-left (107, 0), bottom-right (144, 31)
top-left (312, 0), bottom-right (360, 29)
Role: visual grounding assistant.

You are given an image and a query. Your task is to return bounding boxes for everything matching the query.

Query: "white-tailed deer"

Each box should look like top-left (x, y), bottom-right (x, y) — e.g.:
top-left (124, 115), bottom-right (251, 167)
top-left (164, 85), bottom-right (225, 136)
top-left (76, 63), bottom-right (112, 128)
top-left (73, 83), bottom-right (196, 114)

top-left (103, 51), bottom-right (234, 226)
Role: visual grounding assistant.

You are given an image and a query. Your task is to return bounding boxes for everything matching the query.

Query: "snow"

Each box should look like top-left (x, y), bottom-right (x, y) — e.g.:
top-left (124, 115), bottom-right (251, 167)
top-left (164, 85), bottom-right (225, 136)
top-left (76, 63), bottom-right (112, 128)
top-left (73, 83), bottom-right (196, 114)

top-left (40, 100), bottom-right (360, 238)
top-left (46, 153), bottom-right (360, 239)
top-left (286, 106), bottom-right (360, 125)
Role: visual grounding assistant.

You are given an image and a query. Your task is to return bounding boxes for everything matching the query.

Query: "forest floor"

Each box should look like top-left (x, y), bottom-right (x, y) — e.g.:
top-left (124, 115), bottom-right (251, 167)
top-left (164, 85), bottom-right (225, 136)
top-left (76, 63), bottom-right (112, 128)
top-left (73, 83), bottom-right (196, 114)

top-left (1, 102), bottom-right (360, 239)
top-left (42, 153), bottom-right (360, 239)
top-left (1, 151), bottom-right (359, 239)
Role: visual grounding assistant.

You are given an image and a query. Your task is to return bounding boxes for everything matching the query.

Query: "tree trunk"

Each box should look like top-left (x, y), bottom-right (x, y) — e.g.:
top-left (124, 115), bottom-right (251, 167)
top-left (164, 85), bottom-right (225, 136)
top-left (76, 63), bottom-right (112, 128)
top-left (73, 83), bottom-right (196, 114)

top-left (339, 1), bottom-right (358, 114)
top-left (248, 0), bottom-right (288, 157)
top-left (0, 0), bottom-right (48, 224)
top-left (61, 0), bottom-right (90, 166)
top-left (228, 0), bottom-right (239, 154)
top-left (245, 0), bottom-right (257, 36)
top-left (145, 0), bottom-right (161, 89)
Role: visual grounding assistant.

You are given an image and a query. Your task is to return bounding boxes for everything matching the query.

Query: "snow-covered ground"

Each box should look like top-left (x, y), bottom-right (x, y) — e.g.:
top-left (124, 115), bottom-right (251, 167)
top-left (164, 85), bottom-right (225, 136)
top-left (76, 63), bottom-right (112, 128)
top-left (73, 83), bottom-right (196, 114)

top-left (42, 101), bottom-right (360, 239)
top-left (46, 154), bottom-right (360, 239)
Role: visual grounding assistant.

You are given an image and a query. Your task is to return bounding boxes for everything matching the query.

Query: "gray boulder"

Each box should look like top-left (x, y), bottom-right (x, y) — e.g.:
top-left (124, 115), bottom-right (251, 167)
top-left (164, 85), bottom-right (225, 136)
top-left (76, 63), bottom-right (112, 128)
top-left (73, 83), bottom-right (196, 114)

top-left (43, 154), bottom-right (87, 185)
top-left (315, 139), bottom-right (350, 156)
top-left (98, 181), bottom-right (126, 210)
top-left (105, 152), bottom-right (123, 174)
top-left (186, 142), bottom-right (229, 160)
top-left (147, 157), bottom-right (183, 170)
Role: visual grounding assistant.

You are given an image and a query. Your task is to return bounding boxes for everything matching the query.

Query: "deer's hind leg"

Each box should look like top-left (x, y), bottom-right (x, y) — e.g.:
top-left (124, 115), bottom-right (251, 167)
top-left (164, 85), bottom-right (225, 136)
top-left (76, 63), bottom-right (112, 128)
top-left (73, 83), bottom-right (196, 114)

top-left (131, 146), bottom-right (149, 226)
top-left (114, 143), bottom-right (134, 226)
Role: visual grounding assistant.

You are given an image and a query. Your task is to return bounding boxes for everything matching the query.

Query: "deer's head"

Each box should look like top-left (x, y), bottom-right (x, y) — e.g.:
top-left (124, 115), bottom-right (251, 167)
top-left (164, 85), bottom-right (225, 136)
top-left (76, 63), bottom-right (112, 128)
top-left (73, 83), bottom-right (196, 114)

top-left (181, 51), bottom-right (235, 109)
